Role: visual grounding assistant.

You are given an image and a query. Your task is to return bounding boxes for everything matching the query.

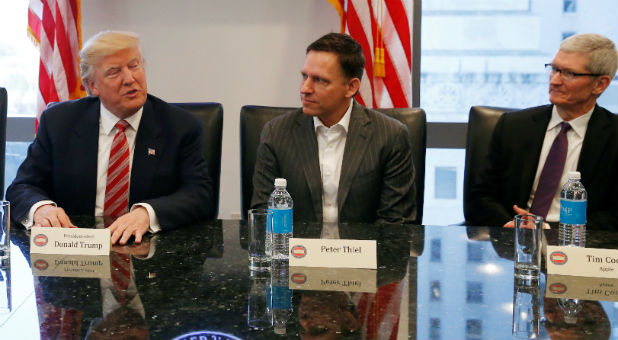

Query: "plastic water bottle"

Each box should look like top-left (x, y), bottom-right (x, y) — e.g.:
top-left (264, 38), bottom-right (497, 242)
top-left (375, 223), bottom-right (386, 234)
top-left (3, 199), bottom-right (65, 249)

top-left (270, 259), bottom-right (292, 335)
top-left (559, 171), bottom-right (586, 247)
top-left (268, 178), bottom-right (293, 260)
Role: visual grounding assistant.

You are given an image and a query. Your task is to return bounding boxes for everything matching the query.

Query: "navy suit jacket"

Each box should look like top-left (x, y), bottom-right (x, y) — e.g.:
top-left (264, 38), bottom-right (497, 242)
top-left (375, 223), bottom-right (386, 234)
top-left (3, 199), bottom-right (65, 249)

top-left (469, 104), bottom-right (618, 230)
top-left (6, 94), bottom-right (214, 229)
top-left (250, 101), bottom-right (416, 224)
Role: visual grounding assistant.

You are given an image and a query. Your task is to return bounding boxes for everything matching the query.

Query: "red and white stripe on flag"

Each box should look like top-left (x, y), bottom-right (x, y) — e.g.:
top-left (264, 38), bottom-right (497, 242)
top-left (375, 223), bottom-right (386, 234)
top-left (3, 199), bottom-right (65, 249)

top-left (28, 0), bottom-right (86, 132)
top-left (328, 0), bottom-right (412, 109)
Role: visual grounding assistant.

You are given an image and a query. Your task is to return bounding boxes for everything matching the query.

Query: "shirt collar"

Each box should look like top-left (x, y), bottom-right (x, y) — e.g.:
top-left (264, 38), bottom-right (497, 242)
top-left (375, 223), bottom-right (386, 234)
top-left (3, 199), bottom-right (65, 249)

top-left (548, 105), bottom-right (593, 138)
top-left (313, 99), bottom-right (353, 133)
top-left (100, 103), bottom-right (143, 135)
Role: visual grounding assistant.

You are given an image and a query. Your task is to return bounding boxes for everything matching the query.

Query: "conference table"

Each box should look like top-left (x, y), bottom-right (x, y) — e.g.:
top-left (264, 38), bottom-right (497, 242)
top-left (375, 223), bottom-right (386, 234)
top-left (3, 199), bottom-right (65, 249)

top-left (0, 218), bottom-right (616, 340)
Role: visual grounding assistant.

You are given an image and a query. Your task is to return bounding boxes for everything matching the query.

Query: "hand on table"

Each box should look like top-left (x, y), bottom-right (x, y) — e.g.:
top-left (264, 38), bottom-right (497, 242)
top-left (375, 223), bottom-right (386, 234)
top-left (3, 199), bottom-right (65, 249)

top-left (108, 207), bottom-right (150, 245)
top-left (503, 205), bottom-right (550, 229)
top-left (33, 205), bottom-right (76, 228)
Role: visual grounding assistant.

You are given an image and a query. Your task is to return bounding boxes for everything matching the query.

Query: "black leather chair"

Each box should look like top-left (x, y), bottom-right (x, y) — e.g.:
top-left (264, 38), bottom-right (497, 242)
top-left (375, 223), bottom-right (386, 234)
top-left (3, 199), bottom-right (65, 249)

top-left (240, 105), bottom-right (295, 219)
top-left (375, 107), bottom-right (426, 225)
top-left (172, 102), bottom-right (223, 220)
top-left (0, 88), bottom-right (7, 199)
top-left (462, 105), bottom-right (517, 223)
top-left (239, 105), bottom-right (426, 224)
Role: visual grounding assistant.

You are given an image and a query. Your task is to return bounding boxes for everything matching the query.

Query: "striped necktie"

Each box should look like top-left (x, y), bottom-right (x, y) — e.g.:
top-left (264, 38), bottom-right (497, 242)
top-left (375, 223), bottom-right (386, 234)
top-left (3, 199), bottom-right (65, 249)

top-left (104, 120), bottom-right (130, 218)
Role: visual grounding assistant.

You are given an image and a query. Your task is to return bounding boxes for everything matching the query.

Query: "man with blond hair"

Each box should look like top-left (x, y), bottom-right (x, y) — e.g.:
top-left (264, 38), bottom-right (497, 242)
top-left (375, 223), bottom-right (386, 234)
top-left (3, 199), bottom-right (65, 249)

top-left (469, 33), bottom-right (618, 230)
top-left (7, 31), bottom-right (214, 244)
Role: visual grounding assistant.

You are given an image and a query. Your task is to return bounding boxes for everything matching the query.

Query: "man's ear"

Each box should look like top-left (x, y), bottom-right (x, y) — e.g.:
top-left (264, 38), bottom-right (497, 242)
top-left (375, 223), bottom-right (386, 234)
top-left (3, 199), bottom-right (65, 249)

top-left (346, 77), bottom-right (361, 98)
top-left (592, 75), bottom-right (611, 96)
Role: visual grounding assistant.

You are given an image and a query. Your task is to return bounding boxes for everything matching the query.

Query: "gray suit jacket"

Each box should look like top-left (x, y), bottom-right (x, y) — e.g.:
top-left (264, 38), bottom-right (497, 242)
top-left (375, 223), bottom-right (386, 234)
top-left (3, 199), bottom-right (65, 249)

top-left (251, 101), bottom-right (416, 224)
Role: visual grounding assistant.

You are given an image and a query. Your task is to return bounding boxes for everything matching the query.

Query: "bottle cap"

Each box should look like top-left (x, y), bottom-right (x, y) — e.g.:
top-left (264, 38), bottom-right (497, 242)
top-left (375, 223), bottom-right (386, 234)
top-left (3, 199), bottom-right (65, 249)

top-left (274, 178), bottom-right (287, 187)
top-left (567, 171), bottom-right (581, 180)
top-left (274, 326), bottom-right (286, 335)
top-left (564, 315), bottom-right (577, 324)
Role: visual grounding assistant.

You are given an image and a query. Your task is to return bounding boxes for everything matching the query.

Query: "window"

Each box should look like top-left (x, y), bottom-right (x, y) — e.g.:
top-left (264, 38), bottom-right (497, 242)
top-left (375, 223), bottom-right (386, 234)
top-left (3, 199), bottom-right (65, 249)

top-left (420, 0), bottom-right (618, 226)
top-left (429, 318), bottom-right (441, 340)
top-left (467, 242), bottom-right (483, 262)
top-left (430, 280), bottom-right (441, 301)
top-left (466, 281), bottom-right (483, 304)
top-left (430, 238), bottom-right (441, 262)
top-left (0, 0), bottom-right (38, 117)
top-left (434, 167), bottom-right (457, 199)
top-left (465, 319), bottom-right (482, 340)
top-left (563, 0), bottom-right (577, 13)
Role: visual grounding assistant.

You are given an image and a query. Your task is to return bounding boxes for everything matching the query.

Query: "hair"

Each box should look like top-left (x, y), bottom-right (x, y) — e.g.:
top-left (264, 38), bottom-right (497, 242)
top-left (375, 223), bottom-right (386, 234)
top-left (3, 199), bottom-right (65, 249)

top-left (560, 33), bottom-right (618, 80)
top-left (306, 32), bottom-right (365, 80)
top-left (80, 31), bottom-right (143, 94)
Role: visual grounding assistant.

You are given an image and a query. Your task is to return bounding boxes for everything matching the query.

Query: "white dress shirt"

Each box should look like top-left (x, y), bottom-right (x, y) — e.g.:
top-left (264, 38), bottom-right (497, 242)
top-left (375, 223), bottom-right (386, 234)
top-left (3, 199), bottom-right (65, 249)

top-left (25, 104), bottom-right (160, 232)
top-left (313, 100), bottom-right (353, 225)
top-left (526, 106), bottom-right (593, 222)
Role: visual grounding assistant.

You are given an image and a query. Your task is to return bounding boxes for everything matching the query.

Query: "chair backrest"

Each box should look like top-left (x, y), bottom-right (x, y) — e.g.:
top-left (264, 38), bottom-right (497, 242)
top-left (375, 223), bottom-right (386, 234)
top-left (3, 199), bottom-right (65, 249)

top-left (375, 107), bottom-right (426, 225)
top-left (172, 102), bottom-right (223, 219)
top-left (239, 105), bottom-right (427, 224)
top-left (463, 105), bottom-right (517, 222)
top-left (0, 88), bottom-right (6, 199)
top-left (240, 105), bottom-right (295, 219)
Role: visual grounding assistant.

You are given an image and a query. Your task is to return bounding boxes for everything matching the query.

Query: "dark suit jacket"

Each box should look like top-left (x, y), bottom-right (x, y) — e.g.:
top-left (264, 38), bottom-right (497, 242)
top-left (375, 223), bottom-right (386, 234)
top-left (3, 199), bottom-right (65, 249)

top-left (469, 104), bottom-right (618, 230)
top-left (6, 94), bottom-right (214, 229)
top-left (250, 101), bottom-right (416, 224)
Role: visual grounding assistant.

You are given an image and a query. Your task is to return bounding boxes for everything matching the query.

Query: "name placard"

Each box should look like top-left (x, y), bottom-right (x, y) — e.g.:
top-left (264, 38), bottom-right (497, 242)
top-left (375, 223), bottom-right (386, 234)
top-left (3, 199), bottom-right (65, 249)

top-left (30, 227), bottom-right (110, 255)
top-left (288, 266), bottom-right (377, 293)
top-left (546, 246), bottom-right (618, 278)
top-left (288, 238), bottom-right (377, 269)
top-left (31, 254), bottom-right (111, 278)
top-left (546, 274), bottom-right (617, 302)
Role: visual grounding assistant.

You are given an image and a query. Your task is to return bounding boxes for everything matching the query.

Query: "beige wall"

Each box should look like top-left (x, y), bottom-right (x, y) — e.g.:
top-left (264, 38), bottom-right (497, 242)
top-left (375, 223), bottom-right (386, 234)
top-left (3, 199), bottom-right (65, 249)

top-left (82, 1), bottom-right (339, 218)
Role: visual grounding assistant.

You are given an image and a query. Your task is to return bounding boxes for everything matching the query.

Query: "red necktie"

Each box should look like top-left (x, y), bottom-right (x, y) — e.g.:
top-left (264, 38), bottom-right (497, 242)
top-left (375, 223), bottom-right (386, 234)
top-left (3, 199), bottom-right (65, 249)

top-left (530, 122), bottom-right (571, 219)
top-left (110, 252), bottom-right (131, 304)
top-left (104, 120), bottom-right (130, 218)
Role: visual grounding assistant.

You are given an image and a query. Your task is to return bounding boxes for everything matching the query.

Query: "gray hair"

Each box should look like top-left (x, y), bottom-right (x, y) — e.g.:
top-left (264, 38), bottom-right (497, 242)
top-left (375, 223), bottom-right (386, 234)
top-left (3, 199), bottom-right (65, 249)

top-left (80, 31), bottom-right (143, 94)
top-left (560, 33), bottom-right (618, 80)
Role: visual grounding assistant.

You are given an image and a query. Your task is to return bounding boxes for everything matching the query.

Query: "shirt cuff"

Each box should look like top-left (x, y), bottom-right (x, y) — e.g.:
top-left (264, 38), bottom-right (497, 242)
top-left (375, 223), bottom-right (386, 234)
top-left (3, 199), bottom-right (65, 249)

top-left (23, 200), bottom-right (57, 230)
top-left (131, 203), bottom-right (161, 234)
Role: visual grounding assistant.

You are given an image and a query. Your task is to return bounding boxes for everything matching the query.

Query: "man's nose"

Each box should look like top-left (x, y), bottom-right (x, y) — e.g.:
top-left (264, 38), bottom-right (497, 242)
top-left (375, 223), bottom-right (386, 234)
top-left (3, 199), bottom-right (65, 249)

top-left (549, 70), bottom-right (563, 84)
top-left (301, 79), bottom-right (313, 93)
top-left (120, 67), bottom-right (135, 83)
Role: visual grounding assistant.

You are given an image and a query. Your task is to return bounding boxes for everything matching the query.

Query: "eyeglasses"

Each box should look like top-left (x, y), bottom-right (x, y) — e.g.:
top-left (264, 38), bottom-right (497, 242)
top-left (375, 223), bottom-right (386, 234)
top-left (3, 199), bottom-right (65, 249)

top-left (545, 63), bottom-right (603, 80)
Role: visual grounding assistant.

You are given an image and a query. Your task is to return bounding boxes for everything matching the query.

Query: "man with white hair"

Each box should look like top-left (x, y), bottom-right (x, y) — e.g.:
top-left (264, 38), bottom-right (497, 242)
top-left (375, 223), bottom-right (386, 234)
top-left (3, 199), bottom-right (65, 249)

top-left (7, 31), bottom-right (214, 244)
top-left (469, 33), bottom-right (618, 230)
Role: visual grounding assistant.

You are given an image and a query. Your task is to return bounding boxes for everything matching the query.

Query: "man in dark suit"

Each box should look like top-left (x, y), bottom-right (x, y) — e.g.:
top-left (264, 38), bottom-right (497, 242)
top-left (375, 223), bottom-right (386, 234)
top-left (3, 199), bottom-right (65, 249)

top-left (469, 33), bottom-right (618, 230)
top-left (6, 31), bottom-right (214, 244)
top-left (251, 33), bottom-right (416, 224)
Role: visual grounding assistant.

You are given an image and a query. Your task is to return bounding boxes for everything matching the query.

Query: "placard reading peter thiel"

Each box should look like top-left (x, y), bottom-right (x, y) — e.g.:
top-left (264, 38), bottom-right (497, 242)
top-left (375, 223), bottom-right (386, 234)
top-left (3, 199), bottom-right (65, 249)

top-left (30, 227), bottom-right (110, 255)
top-left (288, 238), bottom-right (377, 269)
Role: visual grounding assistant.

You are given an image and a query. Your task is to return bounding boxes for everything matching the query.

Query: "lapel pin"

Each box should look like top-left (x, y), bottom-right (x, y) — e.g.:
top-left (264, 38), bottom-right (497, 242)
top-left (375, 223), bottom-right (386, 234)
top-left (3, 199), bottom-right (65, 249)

top-left (148, 148), bottom-right (156, 156)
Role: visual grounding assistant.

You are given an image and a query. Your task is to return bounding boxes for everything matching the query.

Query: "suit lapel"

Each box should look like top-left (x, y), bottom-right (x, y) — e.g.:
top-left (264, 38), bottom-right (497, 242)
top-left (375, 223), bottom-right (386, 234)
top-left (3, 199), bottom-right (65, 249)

top-left (130, 98), bottom-right (163, 204)
top-left (338, 102), bottom-right (372, 213)
top-left (577, 105), bottom-right (613, 183)
top-left (292, 111), bottom-right (323, 221)
top-left (72, 100), bottom-right (100, 211)
top-left (518, 106), bottom-right (551, 204)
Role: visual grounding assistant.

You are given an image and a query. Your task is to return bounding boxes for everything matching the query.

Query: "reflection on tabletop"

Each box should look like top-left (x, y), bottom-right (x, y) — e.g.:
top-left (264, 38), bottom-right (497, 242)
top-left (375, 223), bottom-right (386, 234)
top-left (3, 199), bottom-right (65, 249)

top-left (1, 219), bottom-right (616, 340)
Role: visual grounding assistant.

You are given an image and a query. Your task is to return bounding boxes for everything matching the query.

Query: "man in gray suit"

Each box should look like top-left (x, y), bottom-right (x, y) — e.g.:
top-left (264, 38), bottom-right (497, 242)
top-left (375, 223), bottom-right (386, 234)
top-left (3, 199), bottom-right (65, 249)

top-left (251, 33), bottom-right (416, 224)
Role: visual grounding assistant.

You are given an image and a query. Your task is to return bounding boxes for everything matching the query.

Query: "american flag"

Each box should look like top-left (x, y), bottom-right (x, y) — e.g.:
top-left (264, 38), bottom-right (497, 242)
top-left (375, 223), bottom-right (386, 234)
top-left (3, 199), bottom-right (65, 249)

top-left (328, 0), bottom-right (412, 108)
top-left (28, 0), bottom-right (86, 132)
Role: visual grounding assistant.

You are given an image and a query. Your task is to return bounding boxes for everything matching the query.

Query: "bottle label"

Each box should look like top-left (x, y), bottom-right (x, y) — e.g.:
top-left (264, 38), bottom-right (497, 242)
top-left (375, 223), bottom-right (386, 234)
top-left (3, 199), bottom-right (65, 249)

top-left (271, 208), bottom-right (293, 234)
top-left (272, 285), bottom-right (292, 309)
top-left (560, 199), bottom-right (586, 225)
